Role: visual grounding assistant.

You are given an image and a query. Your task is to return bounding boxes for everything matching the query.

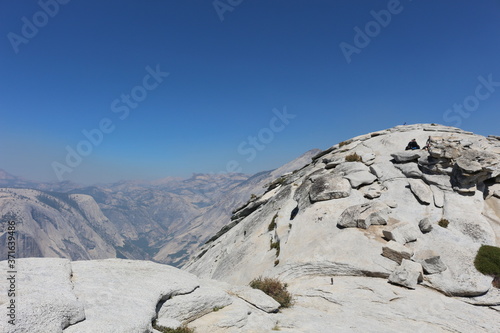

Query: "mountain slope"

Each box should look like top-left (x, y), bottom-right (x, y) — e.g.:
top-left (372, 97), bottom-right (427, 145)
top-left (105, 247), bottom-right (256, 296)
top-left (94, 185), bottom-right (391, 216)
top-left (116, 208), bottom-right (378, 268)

top-left (0, 188), bottom-right (122, 260)
top-left (154, 149), bottom-right (321, 266)
top-left (185, 124), bottom-right (500, 300)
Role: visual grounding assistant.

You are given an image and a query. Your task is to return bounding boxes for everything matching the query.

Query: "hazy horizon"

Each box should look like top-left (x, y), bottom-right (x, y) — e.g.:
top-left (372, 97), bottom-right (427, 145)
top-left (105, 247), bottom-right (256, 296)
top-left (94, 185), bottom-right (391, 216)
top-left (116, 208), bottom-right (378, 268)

top-left (1, 1), bottom-right (499, 184)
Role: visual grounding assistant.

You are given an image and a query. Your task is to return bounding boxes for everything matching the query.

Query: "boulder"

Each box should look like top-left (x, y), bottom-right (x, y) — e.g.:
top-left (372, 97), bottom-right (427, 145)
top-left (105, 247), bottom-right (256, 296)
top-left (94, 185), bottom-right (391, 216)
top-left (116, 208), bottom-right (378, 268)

top-left (324, 158), bottom-right (344, 169)
top-left (394, 162), bottom-right (423, 178)
top-left (388, 259), bottom-right (424, 289)
top-left (418, 218), bottom-right (433, 233)
top-left (413, 250), bottom-right (447, 274)
top-left (391, 151), bottom-right (422, 163)
top-left (334, 161), bottom-right (369, 175)
top-left (361, 183), bottom-right (383, 199)
top-left (370, 162), bottom-right (405, 182)
top-left (309, 174), bottom-right (351, 202)
top-left (456, 157), bottom-right (483, 174)
top-left (230, 286), bottom-right (280, 313)
top-left (430, 185), bottom-right (444, 208)
top-left (344, 171), bottom-right (377, 188)
top-left (485, 183), bottom-right (500, 199)
top-left (157, 284), bottom-right (233, 328)
top-left (337, 201), bottom-right (391, 229)
top-left (64, 259), bottom-right (200, 333)
top-left (383, 223), bottom-right (419, 244)
top-left (408, 178), bottom-right (433, 204)
top-left (361, 153), bottom-right (376, 165)
top-left (381, 241), bottom-right (414, 264)
top-left (428, 137), bottom-right (462, 159)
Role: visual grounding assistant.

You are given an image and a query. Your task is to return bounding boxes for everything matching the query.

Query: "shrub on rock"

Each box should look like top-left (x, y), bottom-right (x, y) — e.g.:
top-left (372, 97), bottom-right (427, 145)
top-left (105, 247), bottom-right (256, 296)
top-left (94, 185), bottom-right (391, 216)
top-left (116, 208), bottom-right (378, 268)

top-left (438, 218), bottom-right (449, 228)
top-left (249, 277), bottom-right (293, 308)
top-left (474, 245), bottom-right (500, 283)
top-left (153, 322), bottom-right (195, 333)
top-left (345, 153), bottom-right (362, 162)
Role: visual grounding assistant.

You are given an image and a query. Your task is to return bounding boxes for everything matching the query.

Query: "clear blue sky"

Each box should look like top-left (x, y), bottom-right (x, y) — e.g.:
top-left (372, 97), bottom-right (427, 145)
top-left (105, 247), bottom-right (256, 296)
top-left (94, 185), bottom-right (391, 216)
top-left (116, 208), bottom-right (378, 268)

top-left (1, 0), bottom-right (499, 184)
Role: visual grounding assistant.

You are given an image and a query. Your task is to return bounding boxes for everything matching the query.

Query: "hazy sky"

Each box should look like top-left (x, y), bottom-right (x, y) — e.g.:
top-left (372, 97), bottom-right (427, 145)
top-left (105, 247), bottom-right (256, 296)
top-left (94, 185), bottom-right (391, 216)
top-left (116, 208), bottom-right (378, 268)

top-left (1, 0), bottom-right (499, 184)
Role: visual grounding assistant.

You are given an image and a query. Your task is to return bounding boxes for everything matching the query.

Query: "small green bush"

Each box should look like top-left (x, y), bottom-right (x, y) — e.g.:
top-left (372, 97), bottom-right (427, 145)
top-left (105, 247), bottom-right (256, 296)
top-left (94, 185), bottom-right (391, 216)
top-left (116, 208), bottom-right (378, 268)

top-left (249, 277), bottom-right (293, 308)
top-left (270, 239), bottom-right (280, 257)
top-left (274, 259), bottom-right (280, 266)
top-left (345, 153), bottom-right (362, 162)
top-left (474, 245), bottom-right (500, 279)
top-left (152, 321), bottom-right (195, 333)
top-left (438, 218), bottom-right (449, 228)
top-left (339, 140), bottom-right (349, 147)
top-left (268, 213), bottom-right (278, 231)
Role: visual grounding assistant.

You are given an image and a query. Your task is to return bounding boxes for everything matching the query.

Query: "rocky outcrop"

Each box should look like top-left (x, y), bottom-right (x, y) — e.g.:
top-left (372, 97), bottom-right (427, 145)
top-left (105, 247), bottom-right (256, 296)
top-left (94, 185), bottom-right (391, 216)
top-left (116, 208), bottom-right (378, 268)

top-left (3, 258), bottom-right (500, 333)
top-left (309, 174), bottom-right (351, 202)
top-left (382, 240), bottom-right (414, 264)
top-left (408, 178), bottom-right (433, 204)
top-left (413, 250), bottom-right (447, 274)
top-left (418, 217), bottom-right (433, 233)
top-left (383, 222), bottom-right (420, 244)
top-left (337, 201), bottom-right (391, 229)
top-left (0, 258), bottom-right (285, 333)
top-left (187, 124), bottom-right (500, 302)
top-left (388, 259), bottom-right (424, 289)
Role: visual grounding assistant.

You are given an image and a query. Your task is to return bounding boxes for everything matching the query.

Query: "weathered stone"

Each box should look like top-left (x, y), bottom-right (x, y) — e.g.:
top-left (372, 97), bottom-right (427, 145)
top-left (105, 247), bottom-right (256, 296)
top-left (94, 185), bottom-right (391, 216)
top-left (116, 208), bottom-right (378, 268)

top-left (370, 162), bottom-right (405, 182)
top-left (418, 218), bottom-right (433, 233)
top-left (383, 223), bottom-right (419, 244)
top-left (456, 157), bottom-right (483, 174)
top-left (157, 284), bottom-right (233, 328)
top-left (394, 162), bottom-right (423, 178)
top-left (430, 185), bottom-right (444, 208)
top-left (344, 171), bottom-right (377, 188)
top-left (230, 286), bottom-right (280, 313)
top-left (384, 200), bottom-right (398, 208)
top-left (334, 161), bottom-right (369, 175)
top-left (428, 137), bottom-right (462, 159)
top-left (337, 201), bottom-right (391, 229)
top-left (388, 259), bottom-right (424, 289)
top-left (381, 241), bottom-right (414, 264)
top-left (64, 259), bottom-right (199, 333)
top-left (362, 183), bottom-right (383, 199)
top-left (309, 174), bottom-right (351, 202)
top-left (413, 250), bottom-right (447, 274)
top-left (361, 153), bottom-right (376, 165)
top-left (391, 151), bottom-right (422, 163)
top-left (325, 160), bottom-right (343, 169)
top-left (408, 178), bottom-right (433, 204)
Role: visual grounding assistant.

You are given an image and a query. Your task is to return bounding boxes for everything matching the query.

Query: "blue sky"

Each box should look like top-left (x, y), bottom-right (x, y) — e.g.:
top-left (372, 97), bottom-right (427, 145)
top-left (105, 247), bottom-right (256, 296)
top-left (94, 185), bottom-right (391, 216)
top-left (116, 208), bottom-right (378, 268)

top-left (1, 0), bottom-right (499, 184)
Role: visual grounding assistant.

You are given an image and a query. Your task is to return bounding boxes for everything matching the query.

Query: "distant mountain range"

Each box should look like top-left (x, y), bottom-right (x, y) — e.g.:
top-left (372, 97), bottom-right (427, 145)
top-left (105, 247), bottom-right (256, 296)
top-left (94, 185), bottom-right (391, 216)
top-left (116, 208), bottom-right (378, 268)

top-left (0, 149), bottom-right (320, 265)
